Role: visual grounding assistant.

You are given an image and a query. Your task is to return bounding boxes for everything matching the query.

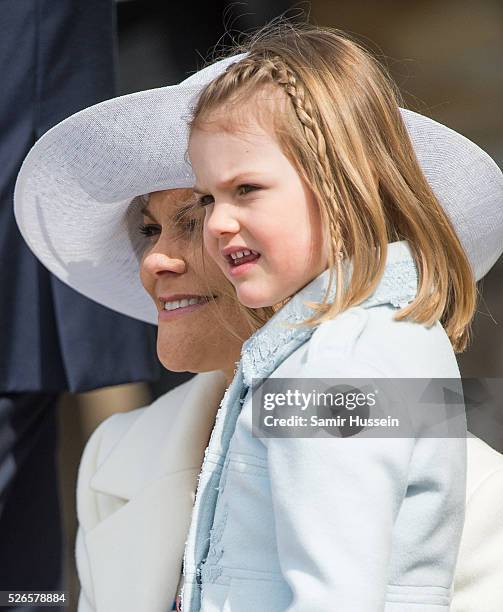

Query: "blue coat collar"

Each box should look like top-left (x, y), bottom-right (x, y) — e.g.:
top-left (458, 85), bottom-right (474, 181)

top-left (241, 240), bottom-right (418, 385)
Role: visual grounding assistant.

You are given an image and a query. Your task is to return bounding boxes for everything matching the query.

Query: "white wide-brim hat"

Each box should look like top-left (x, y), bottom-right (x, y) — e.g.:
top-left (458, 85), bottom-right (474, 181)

top-left (14, 54), bottom-right (503, 325)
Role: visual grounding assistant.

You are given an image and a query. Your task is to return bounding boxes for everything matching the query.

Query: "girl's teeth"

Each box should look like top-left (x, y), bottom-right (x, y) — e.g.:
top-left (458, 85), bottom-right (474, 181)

top-left (230, 249), bottom-right (258, 260)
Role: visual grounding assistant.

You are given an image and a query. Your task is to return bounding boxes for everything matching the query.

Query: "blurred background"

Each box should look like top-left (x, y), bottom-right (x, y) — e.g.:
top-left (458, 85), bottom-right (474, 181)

top-left (0, 0), bottom-right (500, 610)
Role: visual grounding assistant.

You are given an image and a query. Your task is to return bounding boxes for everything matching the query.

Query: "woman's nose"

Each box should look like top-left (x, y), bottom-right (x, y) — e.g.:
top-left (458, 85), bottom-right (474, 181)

top-left (142, 251), bottom-right (186, 277)
top-left (205, 203), bottom-right (240, 238)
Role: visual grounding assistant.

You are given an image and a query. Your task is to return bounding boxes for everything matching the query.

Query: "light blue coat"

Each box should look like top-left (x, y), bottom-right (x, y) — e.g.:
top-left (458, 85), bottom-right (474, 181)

top-left (181, 240), bottom-right (467, 611)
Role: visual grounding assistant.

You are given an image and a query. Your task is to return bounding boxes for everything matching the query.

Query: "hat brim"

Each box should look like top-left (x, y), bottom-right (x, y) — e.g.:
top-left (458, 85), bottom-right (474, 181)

top-left (14, 65), bottom-right (503, 325)
top-left (14, 82), bottom-right (205, 325)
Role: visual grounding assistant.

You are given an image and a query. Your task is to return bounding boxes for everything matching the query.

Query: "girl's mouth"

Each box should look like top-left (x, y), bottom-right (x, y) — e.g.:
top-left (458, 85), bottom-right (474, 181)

top-left (225, 249), bottom-right (261, 267)
top-left (222, 247), bottom-right (261, 279)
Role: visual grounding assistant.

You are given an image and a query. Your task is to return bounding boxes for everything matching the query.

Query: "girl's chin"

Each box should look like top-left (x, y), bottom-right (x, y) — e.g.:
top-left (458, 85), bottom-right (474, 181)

top-left (236, 286), bottom-right (279, 310)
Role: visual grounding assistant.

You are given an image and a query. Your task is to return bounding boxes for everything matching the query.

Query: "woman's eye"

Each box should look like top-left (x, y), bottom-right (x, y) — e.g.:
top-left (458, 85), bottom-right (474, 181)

top-left (138, 223), bottom-right (160, 238)
top-left (238, 184), bottom-right (258, 196)
top-left (197, 194), bottom-right (214, 207)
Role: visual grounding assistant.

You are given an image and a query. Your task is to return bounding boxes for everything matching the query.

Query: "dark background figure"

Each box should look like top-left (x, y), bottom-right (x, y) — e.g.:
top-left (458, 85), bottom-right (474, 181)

top-left (116, 0), bottom-right (295, 89)
top-left (0, 2), bottom-right (162, 610)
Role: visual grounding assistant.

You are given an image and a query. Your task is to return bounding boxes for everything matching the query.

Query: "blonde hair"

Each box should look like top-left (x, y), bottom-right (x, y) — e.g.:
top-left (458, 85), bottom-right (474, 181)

top-left (189, 22), bottom-right (477, 352)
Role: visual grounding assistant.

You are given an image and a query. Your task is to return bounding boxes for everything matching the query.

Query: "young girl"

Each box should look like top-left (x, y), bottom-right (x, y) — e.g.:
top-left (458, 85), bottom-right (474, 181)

top-left (181, 24), bottom-right (475, 611)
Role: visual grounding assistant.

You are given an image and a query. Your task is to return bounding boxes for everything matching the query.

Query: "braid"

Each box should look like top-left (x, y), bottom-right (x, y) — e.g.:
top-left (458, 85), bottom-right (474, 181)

top-left (260, 56), bottom-right (347, 303)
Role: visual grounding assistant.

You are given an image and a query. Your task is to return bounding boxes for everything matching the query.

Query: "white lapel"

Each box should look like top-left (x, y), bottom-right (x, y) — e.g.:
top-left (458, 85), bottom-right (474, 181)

top-left (84, 370), bottom-right (228, 612)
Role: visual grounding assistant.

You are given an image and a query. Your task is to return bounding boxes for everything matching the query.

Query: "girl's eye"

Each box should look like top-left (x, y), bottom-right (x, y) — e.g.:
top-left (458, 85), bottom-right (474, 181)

top-left (238, 184), bottom-right (258, 195)
top-left (197, 194), bottom-right (214, 207)
top-left (138, 223), bottom-right (160, 238)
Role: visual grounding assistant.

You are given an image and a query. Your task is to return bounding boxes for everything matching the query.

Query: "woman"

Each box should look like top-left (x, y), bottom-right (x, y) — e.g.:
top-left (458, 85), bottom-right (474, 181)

top-left (14, 55), bottom-right (503, 611)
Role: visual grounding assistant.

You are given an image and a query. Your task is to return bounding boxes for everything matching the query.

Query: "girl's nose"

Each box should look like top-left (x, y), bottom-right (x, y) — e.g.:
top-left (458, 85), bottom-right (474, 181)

top-left (142, 251), bottom-right (186, 277)
top-left (205, 203), bottom-right (240, 238)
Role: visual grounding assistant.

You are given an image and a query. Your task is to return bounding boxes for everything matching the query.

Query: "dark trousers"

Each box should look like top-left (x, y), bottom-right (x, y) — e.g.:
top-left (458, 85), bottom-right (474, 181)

top-left (0, 2), bottom-right (160, 609)
top-left (0, 394), bottom-right (62, 611)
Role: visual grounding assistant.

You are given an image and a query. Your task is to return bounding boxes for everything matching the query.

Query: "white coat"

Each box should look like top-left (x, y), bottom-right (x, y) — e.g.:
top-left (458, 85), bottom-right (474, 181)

top-left (76, 370), bottom-right (503, 611)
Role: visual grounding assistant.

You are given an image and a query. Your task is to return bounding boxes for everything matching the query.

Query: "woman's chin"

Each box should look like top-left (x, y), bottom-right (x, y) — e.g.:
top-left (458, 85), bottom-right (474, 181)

top-left (156, 333), bottom-right (200, 373)
top-left (157, 352), bottom-right (200, 374)
top-left (156, 331), bottom-right (223, 374)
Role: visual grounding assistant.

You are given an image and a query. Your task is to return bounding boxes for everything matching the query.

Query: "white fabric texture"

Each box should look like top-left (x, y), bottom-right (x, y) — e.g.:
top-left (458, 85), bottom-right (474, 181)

top-left (13, 53), bottom-right (503, 324)
top-left (75, 372), bottom-right (503, 612)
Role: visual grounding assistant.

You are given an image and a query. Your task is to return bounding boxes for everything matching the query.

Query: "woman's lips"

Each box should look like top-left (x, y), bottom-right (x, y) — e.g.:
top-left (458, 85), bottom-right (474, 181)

top-left (158, 295), bottom-right (215, 320)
